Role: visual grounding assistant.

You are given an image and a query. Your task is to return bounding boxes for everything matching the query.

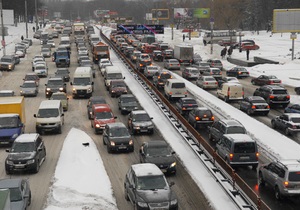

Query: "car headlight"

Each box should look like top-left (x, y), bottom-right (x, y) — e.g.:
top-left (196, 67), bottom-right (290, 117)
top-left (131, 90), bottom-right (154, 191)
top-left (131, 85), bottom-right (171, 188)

top-left (95, 124), bottom-right (100, 128)
top-left (110, 141), bottom-right (115, 146)
top-left (87, 87), bottom-right (92, 93)
top-left (170, 162), bottom-right (176, 168)
top-left (6, 160), bottom-right (13, 165)
top-left (111, 90), bottom-right (115, 93)
top-left (8, 64), bottom-right (12, 68)
top-left (72, 88), bottom-right (76, 92)
top-left (46, 88), bottom-right (51, 91)
top-left (134, 126), bottom-right (140, 129)
top-left (12, 133), bottom-right (19, 139)
top-left (20, 90), bottom-right (23, 93)
top-left (129, 140), bottom-right (134, 145)
top-left (148, 125), bottom-right (154, 129)
top-left (27, 159), bottom-right (35, 164)
top-left (170, 199), bottom-right (178, 206)
top-left (137, 202), bottom-right (148, 207)
top-left (59, 87), bottom-right (64, 91)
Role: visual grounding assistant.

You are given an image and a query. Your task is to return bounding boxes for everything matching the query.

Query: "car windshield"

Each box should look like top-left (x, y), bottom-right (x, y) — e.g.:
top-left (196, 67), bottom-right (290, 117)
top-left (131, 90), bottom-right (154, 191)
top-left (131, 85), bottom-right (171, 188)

top-left (23, 82), bottom-right (36, 88)
top-left (57, 70), bottom-right (68, 74)
top-left (141, 55), bottom-right (150, 59)
top-left (0, 58), bottom-right (12, 62)
top-left (136, 175), bottom-right (167, 190)
top-left (182, 99), bottom-right (197, 105)
top-left (172, 83), bottom-right (185, 88)
top-left (272, 90), bottom-right (287, 95)
top-left (169, 60), bottom-right (178, 63)
top-left (11, 142), bottom-right (35, 153)
top-left (101, 60), bottom-right (110, 64)
top-left (290, 117), bottom-right (300, 123)
top-left (81, 61), bottom-right (92, 66)
top-left (9, 188), bottom-right (22, 202)
top-left (234, 142), bottom-right (255, 153)
top-left (205, 77), bottom-right (215, 81)
top-left (160, 73), bottom-right (171, 79)
top-left (25, 75), bottom-right (38, 80)
top-left (107, 73), bottom-right (122, 79)
top-left (42, 49), bottom-right (50, 53)
top-left (190, 69), bottom-right (199, 74)
top-left (268, 75), bottom-right (277, 79)
top-left (35, 65), bottom-right (46, 70)
top-left (147, 146), bottom-right (171, 157)
top-left (227, 126), bottom-right (246, 134)
top-left (134, 113), bottom-right (151, 122)
top-left (51, 95), bottom-right (67, 100)
top-left (95, 111), bottom-right (113, 119)
top-left (110, 127), bottom-right (129, 137)
top-left (251, 99), bottom-right (266, 103)
top-left (212, 69), bottom-right (220, 74)
top-left (73, 78), bottom-right (90, 85)
top-left (0, 116), bottom-right (18, 128)
top-left (112, 82), bottom-right (126, 88)
top-left (122, 97), bottom-right (137, 104)
top-left (37, 108), bottom-right (59, 118)
top-left (48, 80), bottom-right (63, 85)
top-left (288, 172), bottom-right (300, 181)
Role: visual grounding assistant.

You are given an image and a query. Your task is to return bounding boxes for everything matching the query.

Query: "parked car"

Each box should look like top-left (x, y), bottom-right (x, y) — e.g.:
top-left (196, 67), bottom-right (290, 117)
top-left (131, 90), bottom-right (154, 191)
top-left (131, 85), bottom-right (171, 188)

top-left (87, 96), bottom-right (107, 119)
top-left (239, 96), bottom-right (270, 115)
top-left (127, 110), bottom-right (154, 135)
top-left (196, 76), bottom-right (218, 89)
top-left (251, 75), bottom-right (282, 86)
top-left (20, 81), bottom-right (38, 97)
top-left (5, 133), bottom-right (46, 174)
top-left (50, 92), bottom-right (69, 111)
top-left (271, 113), bottom-right (300, 136)
top-left (258, 159), bottom-right (300, 200)
top-left (285, 104), bottom-right (300, 114)
top-left (103, 122), bottom-right (134, 153)
top-left (208, 119), bottom-right (247, 142)
top-left (175, 97), bottom-right (198, 115)
top-left (164, 59), bottom-right (180, 70)
top-left (253, 85), bottom-right (290, 107)
top-left (139, 141), bottom-right (176, 174)
top-left (187, 107), bottom-right (215, 129)
top-left (226, 66), bottom-right (249, 78)
top-left (182, 67), bottom-right (200, 80)
top-left (124, 163), bottom-right (178, 209)
top-left (0, 178), bottom-right (31, 209)
top-left (118, 94), bottom-right (139, 115)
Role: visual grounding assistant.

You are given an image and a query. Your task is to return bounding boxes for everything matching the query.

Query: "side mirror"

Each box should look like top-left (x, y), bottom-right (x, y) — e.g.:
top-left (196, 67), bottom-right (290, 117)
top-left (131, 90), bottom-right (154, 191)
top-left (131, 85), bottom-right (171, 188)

top-left (169, 181), bottom-right (175, 187)
top-left (150, 117), bottom-right (153, 120)
top-left (19, 123), bottom-right (24, 127)
top-left (61, 113), bottom-right (64, 117)
top-left (5, 149), bottom-right (10, 153)
top-left (33, 114), bottom-right (37, 118)
top-left (114, 116), bottom-right (117, 119)
top-left (70, 82), bottom-right (73, 85)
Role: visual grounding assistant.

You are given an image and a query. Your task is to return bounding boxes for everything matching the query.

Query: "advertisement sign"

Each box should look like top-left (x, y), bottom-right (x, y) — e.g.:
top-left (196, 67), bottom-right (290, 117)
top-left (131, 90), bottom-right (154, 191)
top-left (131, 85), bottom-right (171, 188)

top-left (3, 10), bottom-right (14, 25)
top-left (194, 8), bottom-right (210, 18)
top-left (273, 9), bottom-right (300, 33)
top-left (94, 10), bottom-right (110, 18)
top-left (152, 9), bottom-right (169, 20)
top-left (146, 13), bottom-right (152, 21)
top-left (117, 24), bottom-right (164, 34)
top-left (174, 8), bottom-right (193, 19)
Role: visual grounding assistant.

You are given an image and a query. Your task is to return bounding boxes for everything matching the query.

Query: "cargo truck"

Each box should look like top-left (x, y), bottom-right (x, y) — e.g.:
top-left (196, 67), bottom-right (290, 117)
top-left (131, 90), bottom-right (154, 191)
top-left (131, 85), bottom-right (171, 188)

top-left (173, 44), bottom-right (194, 65)
top-left (53, 50), bottom-right (70, 67)
top-left (92, 41), bottom-right (110, 64)
top-left (0, 96), bottom-right (25, 145)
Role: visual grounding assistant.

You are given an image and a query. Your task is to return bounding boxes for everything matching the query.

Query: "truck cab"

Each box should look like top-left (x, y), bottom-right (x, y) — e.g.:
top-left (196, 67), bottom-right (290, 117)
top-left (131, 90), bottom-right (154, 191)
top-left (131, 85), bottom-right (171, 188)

top-left (53, 50), bottom-right (70, 67)
top-left (0, 114), bottom-right (24, 145)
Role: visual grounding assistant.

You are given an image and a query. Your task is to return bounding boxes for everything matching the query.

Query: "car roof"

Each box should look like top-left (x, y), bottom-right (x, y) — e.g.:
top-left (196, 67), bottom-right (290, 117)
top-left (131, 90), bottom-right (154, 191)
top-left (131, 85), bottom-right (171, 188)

top-left (223, 134), bottom-right (255, 143)
top-left (263, 85), bottom-right (286, 89)
top-left (146, 140), bottom-right (168, 148)
top-left (278, 160), bottom-right (300, 171)
top-left (132, 163), bottom-right (163, 177)
top-left (246, 96), bottom-right (265, 101)
top-left (132, 110), bottom-right (147, 115)
top-left (93, 104), bottom-right (111, 110)
top-left (283, 113), bottom-right (300, 118)
top-left (23, 81), bottom-right (36, 84)
top-left (15, 133), bottom-right (39, 143)
top-left (0, 178), bottom-right (23, 189)
top-left (220, 119), bottom-right (243, 126)
top-left (120, 94), bottom-right (135, 99)
top-left (107, 122), bottom-right (126, 128)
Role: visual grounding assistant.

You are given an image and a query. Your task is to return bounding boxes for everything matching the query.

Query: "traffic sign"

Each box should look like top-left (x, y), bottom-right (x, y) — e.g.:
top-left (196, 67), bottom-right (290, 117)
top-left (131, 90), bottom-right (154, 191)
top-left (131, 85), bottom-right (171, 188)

top-left (1, 40), bottom-right (5, 47)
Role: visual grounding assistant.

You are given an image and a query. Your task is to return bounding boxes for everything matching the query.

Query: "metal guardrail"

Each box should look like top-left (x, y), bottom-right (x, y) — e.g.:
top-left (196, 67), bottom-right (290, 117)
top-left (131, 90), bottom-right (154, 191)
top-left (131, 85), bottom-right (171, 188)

top-left (99, 29), bottom-right (270, 210)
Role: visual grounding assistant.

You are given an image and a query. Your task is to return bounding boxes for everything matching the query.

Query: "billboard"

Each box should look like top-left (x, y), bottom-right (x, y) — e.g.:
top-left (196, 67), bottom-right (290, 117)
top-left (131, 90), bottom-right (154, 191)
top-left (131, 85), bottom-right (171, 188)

top-left (152, 9), bottom-right (169, 20)
top-left (273, 9), bottom-right (300, 33)
top-left (94, 10), bottom-right (110, 18)
top-left (117, 24), bottom-right (164, 34)
top-left (174, 8), bottom-right (211, 19)
top-left (3, 10), bottom-right (14, 25)
top-left (194, 8), bottom-right (210, 18)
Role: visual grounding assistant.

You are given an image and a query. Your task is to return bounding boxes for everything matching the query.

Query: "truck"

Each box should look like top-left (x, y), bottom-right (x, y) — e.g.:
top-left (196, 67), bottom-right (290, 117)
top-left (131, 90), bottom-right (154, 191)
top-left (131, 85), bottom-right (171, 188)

top-left (173, 44), bottom-right (194, 65)
top-left (0, 96), bottom-right (25, 145)
top-left (52, 50), bottom-right (70, 67)
top-left (73, 22), bottom-right (85, 36)
top-left (92, 41), bottom-right (110, 64)
top-left (71, 67), bottom-right (94, 98)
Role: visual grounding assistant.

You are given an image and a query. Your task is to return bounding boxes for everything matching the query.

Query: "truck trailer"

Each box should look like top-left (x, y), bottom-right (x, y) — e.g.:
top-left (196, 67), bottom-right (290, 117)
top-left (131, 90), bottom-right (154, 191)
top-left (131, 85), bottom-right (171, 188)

top-left (173, 44), bottom-right (194, 65)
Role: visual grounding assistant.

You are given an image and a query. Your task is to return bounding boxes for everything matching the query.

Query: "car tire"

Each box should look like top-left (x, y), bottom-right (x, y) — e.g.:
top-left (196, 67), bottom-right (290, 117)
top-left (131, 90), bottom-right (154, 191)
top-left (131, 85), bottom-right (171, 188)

top-left (124, 187), bottom-right (130, 201)
top-left (247, 109), bottom-right (252, 115)
top-left (57, 125), bottom-right (62, 134)
top-left (107, 145), bottom-right (112, 153)
top-left (34, 160), bottom-right (40, 173)
top-left (252, 164), bottom-right (258, 171)
top-left (5, 169), bottom-right (11, 175)
top-left (275, 186), bottom-right (283, 200)
top-left (258, 172), bottom-right (265, 187)
top-left (271, 120), bottom-right (277, 129)
top-left (285, 128), bottom-right (290, 136)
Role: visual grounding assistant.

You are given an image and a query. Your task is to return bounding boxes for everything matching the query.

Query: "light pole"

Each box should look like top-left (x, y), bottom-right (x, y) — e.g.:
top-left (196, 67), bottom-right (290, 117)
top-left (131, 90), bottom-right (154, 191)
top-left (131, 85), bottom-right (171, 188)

top-left (0, 0), bottom-right (5, 55)
top-left (25, 0), bottom-right (28, 38)
top-left (35, 0), bottom-right (38, 30)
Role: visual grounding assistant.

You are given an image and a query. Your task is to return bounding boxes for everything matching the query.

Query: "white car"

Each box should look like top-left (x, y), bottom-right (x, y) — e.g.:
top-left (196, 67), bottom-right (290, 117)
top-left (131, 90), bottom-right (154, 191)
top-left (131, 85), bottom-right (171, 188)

top-left (78, 47), bottom-right (89, 55)
top-left (34, 63), bottom-right (48, 77)
top-left (99, 58), bottom-right (113, 76)
top-left (47, 40), bottom-right (55, 48)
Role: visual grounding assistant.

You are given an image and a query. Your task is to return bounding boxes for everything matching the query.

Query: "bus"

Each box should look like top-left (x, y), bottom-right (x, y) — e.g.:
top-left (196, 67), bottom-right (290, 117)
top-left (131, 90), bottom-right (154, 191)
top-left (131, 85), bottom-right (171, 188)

top-left (203, 30), bottom-right (238, 44)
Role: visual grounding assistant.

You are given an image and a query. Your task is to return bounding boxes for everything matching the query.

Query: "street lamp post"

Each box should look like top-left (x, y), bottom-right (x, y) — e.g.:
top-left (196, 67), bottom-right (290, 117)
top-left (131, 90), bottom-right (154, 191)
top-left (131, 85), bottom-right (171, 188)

top-left (25, 0), bottom-right (28, 38)
top-left (210, 18), bottom-right (214, 55)
top-left (35, 0), bottom-right (38, 30)
top-left (0, 0), bottom-right (5, 55)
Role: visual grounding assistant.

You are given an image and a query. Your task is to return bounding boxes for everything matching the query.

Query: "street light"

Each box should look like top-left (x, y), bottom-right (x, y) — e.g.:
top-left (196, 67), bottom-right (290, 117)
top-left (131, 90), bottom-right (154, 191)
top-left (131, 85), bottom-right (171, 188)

top-left (0, 0), bottom-right (5, 55)
top-left (25, 0), bottom-right (28, 38)
top-left (35, 0), bottom-right (38, 30)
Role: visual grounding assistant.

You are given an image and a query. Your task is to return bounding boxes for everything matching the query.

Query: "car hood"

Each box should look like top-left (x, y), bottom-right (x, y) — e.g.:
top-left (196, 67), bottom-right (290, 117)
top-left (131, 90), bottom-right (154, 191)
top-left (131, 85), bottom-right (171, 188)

top-left (145, 155), bottom-right (175, 165)
top-left (8, 152), bottom-right (36, 160)
top-left (0, 62), bottom-right (12, 65)
top-left (132, 121), bottom-right (153, 127)
top-left (11, 200), bottom-right (26, 210)
top-left (95, 118), bottom-right (115, 125)
top-left (21, 87), bottom-right (36, 91)
top-left (137, 189), bottom-right (172, 203)
top-left (0, 127), bottom-right (20, 135)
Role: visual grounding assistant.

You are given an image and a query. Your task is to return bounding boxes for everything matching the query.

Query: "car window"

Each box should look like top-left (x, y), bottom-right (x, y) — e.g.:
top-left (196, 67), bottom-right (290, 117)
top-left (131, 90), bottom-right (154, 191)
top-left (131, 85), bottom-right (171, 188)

top-left (95, 111), bottom-right (113, 120)
top-left (290, 117), bottom-right (300, 123)
top-left (226, 126), bottom-right (246, 134)
top-left (133, 113), bottom-right (151, 122)
top-left (136, 175), bottom-right (167, 190)
top-left (234, 142), bottom-right (255, 153)
top-left (171, 83), bottom-right (185, 88)
top-left (288, 171), bottom-right (300, 181)
top-left (11, 142), bottom-right (35, 152)
top-left (110, 127), bottom-right (129, 137)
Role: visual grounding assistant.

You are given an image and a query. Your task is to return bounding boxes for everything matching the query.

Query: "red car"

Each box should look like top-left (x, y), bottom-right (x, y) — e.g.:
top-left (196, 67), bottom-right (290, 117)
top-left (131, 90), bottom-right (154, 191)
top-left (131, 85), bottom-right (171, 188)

top-left (91, 104), bottom-right (117, 134)
top-left (241, 41), bottom-right (259, 50)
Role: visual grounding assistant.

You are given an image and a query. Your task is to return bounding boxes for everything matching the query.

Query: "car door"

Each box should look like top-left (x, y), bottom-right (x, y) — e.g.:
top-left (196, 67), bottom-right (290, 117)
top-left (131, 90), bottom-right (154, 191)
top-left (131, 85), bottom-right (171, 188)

top-left (210, 121), bottom-right (221, 140)
top-left (240, 97), bottom-right (248, 111)
top-left (103, 126), bottom-right (109, 145)
top-left (188, 109), bottom-right (196, 125)
top-left (216, 137), bottom-right (226, 159)
top-left (276, 115), bottom-right (286, 130)
top-left (126, 168), bottom-right (136, 204)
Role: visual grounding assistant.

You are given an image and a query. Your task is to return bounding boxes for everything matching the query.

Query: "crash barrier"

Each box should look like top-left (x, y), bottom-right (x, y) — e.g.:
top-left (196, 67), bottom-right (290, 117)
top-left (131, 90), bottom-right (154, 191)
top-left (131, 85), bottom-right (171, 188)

top-left (254, 57), bottom-right (279, 65)
top-left (227, 57), bottom-right (258, 67)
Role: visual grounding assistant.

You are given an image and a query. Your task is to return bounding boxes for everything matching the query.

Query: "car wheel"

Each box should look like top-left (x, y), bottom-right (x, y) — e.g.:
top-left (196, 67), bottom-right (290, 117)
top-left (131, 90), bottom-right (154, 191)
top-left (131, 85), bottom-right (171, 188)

top-left (271, 120), bottom-right (277, 129)
top-left (251, 80), bottom-right (256, 85)
top-left (107, 145), bottom-right (112, 153)
top-left (258, 172), bottom-right (265, 186)
top-left (275, 186), bottom-right (283, 200)
top-left (34, 160), bottom-right (40, 173)
top-left (285, 128), bottom-right (290, 136)
top-left (124, 186), bottom-right (130, 201)
top-left (5, 169), bottom-right (11, 175)
top-left (247, 109), bottom-right (252, 115)
top-left (103, 138), bottom-right (106, 145)
top-left (224, 96), bottom-right (229, 103)
top-left (57, 125), bottom-right (62, 134)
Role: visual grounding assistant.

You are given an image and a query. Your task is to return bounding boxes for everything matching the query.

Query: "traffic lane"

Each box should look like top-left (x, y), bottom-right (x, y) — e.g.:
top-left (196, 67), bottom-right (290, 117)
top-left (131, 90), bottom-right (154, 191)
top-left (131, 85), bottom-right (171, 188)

top-left (91, 68), bottom-right (213, 210)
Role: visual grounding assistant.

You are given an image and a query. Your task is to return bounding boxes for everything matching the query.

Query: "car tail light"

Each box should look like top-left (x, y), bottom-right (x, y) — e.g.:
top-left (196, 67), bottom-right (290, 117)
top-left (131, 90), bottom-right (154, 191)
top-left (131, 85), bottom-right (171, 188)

top-left (284, 181), bottom-right (289, 187)
top-left (229, 153), bottom-right (234, 161)
top-left (220, 72), bottom-right (222, 74)
top-left (215, 82), bottom-right (218, 84)
top-left (270, 95), bottom-right (275, 99)
top-left (269, 81), bottom-right (273, 84)
top-left (211, 63), bottom-right (214, 67)
top-left (169, 92), bottom-right (172, 95)
top-left (256, 152), bottom-right (259, 160)
top-left (211, 116), bottom-right (215, 120)
top-left (195, 116), bottom-right (200, 121)
top-left (228, 87), bottom-right (230, 96)
top-left (292, 125), bottom-right (297, 129)
top-left (180, 59), bottom-right (183, 63)
top-left (238, 72), bottom-right (242, 74)
top-left (184, 91), bottom-right (188, 95)
top-left (251, 105), bottom-right (256, 109)
top-left (178, 64), bottom-right (180, 66)
top-left (267, 105), bottom-right (270, 109)
top-left (158, 76), bottom-right (161, 79)
top-left (140, 64), bottom-right (143, 67)
top-left (279, 80), bottom-right (282, 83)
top-left (182, 107), bottom-right (186, 110)
top-left (287, 95), bottom-right (290, 99)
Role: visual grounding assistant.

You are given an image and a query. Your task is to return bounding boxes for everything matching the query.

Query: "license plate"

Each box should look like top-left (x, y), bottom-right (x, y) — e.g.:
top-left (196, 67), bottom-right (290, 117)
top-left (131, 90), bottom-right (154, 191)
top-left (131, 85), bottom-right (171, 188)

top-left (141, 129), bottom-right (148, 132)
top-left (15, 164), bottom-right (25, 168)
top-left (202, 118), bottom-right (209, 120)
top-left (119, 146), bottom-right (127, 149)
top-left (240, 156), bottom-right (250, 160)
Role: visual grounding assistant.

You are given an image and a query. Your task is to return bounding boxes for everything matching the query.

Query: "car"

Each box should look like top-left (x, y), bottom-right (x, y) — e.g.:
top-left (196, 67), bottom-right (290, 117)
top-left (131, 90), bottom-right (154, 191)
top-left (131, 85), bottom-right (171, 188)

top-left (182, 67), bottom-right (200, 80)
top-left (192, 61), bottom-right (210, 74)
top-left (124, 163), bottom-right (178, 209)
top-left (124, 46), bottom-right (135, 58)
top-left (139, 141), bottom-right (176, 174)
top-left (24, 72), bottom-right (40, 86)
top-left (271, 113), bottom-right (300, 136)
top-left (99, 58), bottom-right (113, 75)
top-left (253, 85), bottom-right (290, 107)
top-left (175, 97), bottom-right (198, 115)
top-left (47, 40), bottom-right (55, 48)
top-left (118, 94), bottom-right (139, 115)
top-left (164, 59), bottom-right (180, 70)
top-left (153, 70), bottom-right (172, 88)
top-left (208, 119), bottom-right (247, 142)
top-left (79, 60), bottom-right (95, 78)
top-left (0, 90), bottom-right (14, 97)
top-left (109, 80), bottom-right (128, 97)
top-left (20, 81), bottom-right (38, 97)
top-left (240, 41), bottom-right (260, 50)
top-left (251, 75), bottom-right (282, 86)
top-left (143, 65), bottom-right (160, 78)
top-left (217, 76), bottom-right (240, 87)
top-left (187, 107), bottom-right (215, 129)
top-left (206, 59), bottom-right (223, 70)
top-left (239, 96), bottom-right (270, 115)
top-left (45, 77), bottom-right (66, 98)
top-left (87, 96), bottom-right (107, 119)
top-left (192, 53), bottom-right (202, 65)
top-left (41, 47), bottom-right (52, 58)
top-left (163, 49), bottom-right (174, 59)
top-left (136, 53), bottom-right (152, 71)
top-left (33, 63), bottom-right (48, 77)
top-left (201, 67), bottom-right (222, 80)
top-left (54, 68), bottom-right (70, 82)
top-left (196, 76), bottom-right (218, 89)
top-left (78, 47), bottom-right (89, 55)
top-left (152, 50), bottom-right (163, 61)
top-left (226, 66), bottom-right (250, 78)
top-left (77, 55), bottom-right (90, 64)
top-left (285, 104), bottom-right (300, 114)
top-left (127, 110), bottom-right (154, 135)
top-left (258, 159), bottom-right (300, 200)
top-left (15, 49), bottom-right (26, 58)
top-left (52, 31), bottom-right (59, 38)
top-left (130, 50), bottom-right (141, 63)
top-left (5, 133), bottom-right (46, 174)
top-left (0, 178), bottom-right (31, 209)
top-left (91, 104), bottom-right (116, 134)
top-left (32, 54), bottom-right (45, 62)
top-left (0, 55), bottom-right (17, 71)
top-left (50, 92), bottom-right (69, 111)
top-left (103, 122), bottom-right (134, 153)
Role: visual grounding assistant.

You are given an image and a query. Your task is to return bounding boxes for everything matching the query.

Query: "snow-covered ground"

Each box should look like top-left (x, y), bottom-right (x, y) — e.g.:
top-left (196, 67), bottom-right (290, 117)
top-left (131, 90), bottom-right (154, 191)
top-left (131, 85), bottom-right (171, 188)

top-left (2, 23), bottom-right (300, 209)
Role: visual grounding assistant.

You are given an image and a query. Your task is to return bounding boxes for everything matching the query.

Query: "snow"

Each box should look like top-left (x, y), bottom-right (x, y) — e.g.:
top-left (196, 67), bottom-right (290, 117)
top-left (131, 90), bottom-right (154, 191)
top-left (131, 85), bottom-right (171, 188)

top-left (3, 22), bottom-right (300, 210)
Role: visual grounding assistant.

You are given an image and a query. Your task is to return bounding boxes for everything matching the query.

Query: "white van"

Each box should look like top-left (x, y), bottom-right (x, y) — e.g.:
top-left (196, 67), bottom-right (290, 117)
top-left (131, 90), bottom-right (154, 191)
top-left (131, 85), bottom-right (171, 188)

top-left (60, 36), bottom-right (71, 51)
top-left (34, 100), bottom-right (64, 134)
top-left (89, 34), bottom-right (100, 45)
top-left (71, 67), bottom-right (94, 98)
top-left (164, 79), bottom-right (187, 100)
top-left (217, 83), bottom-right (244, 102)
top-left (104, 66), bottom-right (124, 90)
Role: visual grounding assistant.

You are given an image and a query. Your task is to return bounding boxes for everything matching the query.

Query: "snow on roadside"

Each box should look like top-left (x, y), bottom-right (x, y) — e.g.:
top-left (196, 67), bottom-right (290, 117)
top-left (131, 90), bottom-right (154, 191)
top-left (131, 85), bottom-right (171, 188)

top-left (44, 128), bottom-right (118, 210)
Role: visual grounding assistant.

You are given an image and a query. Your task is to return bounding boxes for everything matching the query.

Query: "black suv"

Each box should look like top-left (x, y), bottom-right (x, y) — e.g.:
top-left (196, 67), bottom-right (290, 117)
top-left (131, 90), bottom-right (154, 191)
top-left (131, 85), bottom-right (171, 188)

top-left (271, 113), bottom-right (300, 136)
top-left (208, 119), bottom-right (247, 142)
top-left (5, 133), bottom-right (46, 174)
top-left (253, 85), bottom-right (290, 107)
top-left (175, 97), bottom-right (198, 115)
top-left (128, 110), bottom-right (154, 135)
top-left (188, 107), bottom-right (215, 129)
top-left (139, 141), bottom-right (177, 174)
top-left (45, 77), bottom-right (67, 98)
